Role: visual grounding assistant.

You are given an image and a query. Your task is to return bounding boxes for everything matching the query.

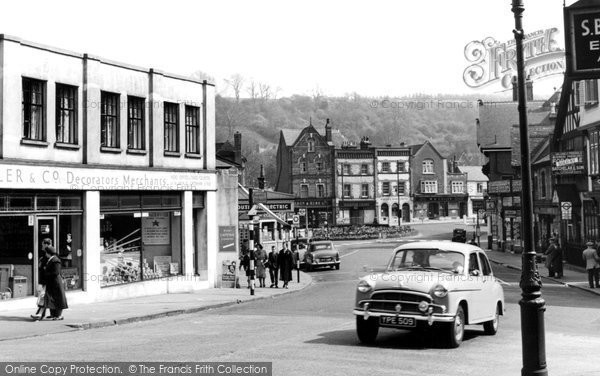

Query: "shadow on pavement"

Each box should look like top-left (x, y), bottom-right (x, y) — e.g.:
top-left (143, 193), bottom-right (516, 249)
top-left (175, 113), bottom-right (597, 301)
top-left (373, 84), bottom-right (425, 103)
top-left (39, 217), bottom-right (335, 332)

top-left (0, 316), bottom-right (38, 322)
top-left (305, 327), bottom-right (479, 350)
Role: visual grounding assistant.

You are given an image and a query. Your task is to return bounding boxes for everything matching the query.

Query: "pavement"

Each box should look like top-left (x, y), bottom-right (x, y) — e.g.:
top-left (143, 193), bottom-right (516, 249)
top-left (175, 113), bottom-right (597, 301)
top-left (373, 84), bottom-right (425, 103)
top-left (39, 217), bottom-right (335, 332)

top-left (0, 271), bottom-right (312, 342)
top-left (483, 242), bottom-right (600, 297)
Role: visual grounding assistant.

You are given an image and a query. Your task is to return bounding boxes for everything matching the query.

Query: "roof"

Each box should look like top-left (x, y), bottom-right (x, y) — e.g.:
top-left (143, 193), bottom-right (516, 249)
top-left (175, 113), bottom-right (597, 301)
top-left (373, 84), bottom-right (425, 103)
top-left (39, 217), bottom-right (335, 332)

top-left (394, 240), bottom-right (482, 254)
top-left (477, 101), bottom-right (552, 150)
top-left (409, 144), bottom-right (424, 155)
top-left (511, 124), bottom-right (555, 166)
top-left (330, 129), bottom-right (349, 148)
top-left (458, 166), bottom-right (488, 182)
top-left (280, 129), bottom-right (303, 147)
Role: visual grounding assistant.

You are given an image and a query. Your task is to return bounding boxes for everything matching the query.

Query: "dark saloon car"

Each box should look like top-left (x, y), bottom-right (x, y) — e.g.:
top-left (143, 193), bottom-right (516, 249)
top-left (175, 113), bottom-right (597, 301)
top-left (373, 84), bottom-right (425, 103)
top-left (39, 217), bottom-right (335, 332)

top-left (451, 228), bottom-right (467, 243)
top-left (304, 241), bottom-right (340, 271)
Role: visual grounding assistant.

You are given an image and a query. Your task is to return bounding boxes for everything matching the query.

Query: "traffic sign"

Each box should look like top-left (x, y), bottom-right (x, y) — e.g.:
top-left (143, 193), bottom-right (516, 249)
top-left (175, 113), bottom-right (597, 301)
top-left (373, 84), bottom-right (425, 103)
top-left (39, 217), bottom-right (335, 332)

top-left (298, 208), bottom-right (306, 216)
top-left (561, 201), bottom-right (572, 220)
top-left (292, 215), bottom-right (300, 225)
top-left (478, 209), bottom-right (485, 216)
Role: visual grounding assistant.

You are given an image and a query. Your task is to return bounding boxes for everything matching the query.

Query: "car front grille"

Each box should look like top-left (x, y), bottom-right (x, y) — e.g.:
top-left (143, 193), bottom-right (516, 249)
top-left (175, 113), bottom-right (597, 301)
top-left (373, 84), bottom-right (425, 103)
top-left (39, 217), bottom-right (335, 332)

top-left (366, 291), bottom-right (443, 315)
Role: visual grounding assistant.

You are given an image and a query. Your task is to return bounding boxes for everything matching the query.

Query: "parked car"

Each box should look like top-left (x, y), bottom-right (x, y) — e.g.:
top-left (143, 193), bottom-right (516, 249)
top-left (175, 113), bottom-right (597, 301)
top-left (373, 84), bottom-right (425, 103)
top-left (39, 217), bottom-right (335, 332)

top-left (291, 237), bottom-right (310, 265)
top-left (304, 241), bottom-right (340, 271)
top-left (451, 228), bottom-right (467, 243)
top-left (353, 241), bottom-right (504, 348)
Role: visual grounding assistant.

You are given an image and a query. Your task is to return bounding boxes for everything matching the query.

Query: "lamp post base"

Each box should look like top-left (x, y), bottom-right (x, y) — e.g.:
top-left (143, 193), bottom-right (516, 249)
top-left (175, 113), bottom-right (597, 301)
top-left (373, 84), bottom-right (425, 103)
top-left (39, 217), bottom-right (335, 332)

top-left (519, 294), bottom-right (548, 376)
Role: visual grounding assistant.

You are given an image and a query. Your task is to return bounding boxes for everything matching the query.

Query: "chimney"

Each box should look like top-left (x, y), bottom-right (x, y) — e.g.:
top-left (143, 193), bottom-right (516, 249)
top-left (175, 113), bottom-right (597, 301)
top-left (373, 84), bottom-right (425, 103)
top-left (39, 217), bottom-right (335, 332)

top-left (526, 75), bottom-right (533, 101)
top-left (258, 165), bottom-right (265, 189)
top-left (453, 156), bottom-right (458, 173)
top-left (359, 136), bottom-right (371, 150)
top-left (234, 131), bottom-right (242, 165)
top-left (325, 118), bottom-right (332, 143)
top-left (512, 76), bottom-right (518, 102)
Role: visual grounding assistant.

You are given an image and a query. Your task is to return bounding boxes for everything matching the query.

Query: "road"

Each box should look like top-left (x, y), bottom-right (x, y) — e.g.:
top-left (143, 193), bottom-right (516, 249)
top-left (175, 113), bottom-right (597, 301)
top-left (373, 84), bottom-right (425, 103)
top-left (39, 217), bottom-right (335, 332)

top-left (1, 222), bottom-right (599, 376)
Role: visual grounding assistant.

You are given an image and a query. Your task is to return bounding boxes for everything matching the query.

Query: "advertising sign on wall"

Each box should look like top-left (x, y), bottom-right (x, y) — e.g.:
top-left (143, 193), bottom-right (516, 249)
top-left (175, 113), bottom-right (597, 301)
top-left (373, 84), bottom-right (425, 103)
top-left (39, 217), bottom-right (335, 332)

top-left (551, 151), bottom-right (585, 175)
top-left (142, 212), bottom-right (170, 245)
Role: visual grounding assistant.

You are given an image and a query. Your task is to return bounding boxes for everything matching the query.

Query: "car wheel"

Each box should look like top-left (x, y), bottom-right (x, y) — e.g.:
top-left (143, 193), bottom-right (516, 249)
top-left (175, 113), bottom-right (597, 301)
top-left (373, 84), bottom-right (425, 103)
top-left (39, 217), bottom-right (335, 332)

top-left (306, 264), bottom-right (312, 272)
top-left (356, 316), bottom-right (379, 344)
top-left (483, 303), bottom-right (500, 335)
top-left (335, 264), bottom-right (340, 270)
top-left (446, 305), bottom-right (465, 348)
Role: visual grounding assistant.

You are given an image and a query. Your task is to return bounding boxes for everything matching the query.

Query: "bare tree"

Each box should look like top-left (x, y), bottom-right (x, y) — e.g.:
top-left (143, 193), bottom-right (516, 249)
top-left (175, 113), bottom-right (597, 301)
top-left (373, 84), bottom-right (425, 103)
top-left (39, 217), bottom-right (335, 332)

top-left (259, 82), bottom-right (271, 101)
top-left (312, 85), bottom-right (324, 101)
top-left (225, 74), bottom-right (244, 102)
top-left (247, 79), bottom-right (258, 105)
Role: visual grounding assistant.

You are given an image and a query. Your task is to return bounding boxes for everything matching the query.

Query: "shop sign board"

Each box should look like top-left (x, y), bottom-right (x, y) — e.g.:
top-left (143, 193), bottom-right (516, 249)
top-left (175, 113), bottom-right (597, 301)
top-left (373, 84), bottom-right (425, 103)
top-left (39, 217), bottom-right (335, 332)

top-left (565, 4), bottom-right (600, 78)
top-left (0, 163), bottom-right (217, 191)
top-left (142, 212), bottom-right (170, 245)
top-left (551, 151), bottom-right (585, 175)
top-left (504, 209), bottom-right (521, 218)
top-left (238, 202), bottom-right (292, 212)
top-left (561, 201), bottom-right (573, 220)
top-left (488, 180), bottom-right (511, 194)
top-left (219, 226), bottom-right (237, 253)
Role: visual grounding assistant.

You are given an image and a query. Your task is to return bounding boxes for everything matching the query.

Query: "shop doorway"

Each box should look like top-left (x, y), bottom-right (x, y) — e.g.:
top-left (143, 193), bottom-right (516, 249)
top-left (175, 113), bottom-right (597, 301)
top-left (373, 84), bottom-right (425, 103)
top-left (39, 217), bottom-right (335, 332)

top-left (428, 203), bottom-right (439, 219)
top-left (402, 204), bottom-right (411, 223)
top-left (35, 216), bottom-right (57, 286)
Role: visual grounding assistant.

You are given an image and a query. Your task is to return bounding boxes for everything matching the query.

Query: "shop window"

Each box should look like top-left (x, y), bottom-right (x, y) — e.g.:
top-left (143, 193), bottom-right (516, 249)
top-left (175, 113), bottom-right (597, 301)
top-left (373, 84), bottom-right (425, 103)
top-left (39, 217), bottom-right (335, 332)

top-left (100, 211), bottom-right (182, 286)
top-left (8, 196), bottom-right (34, 211)
top-left (58, 214), bottom-right (83, 291)
top-left (192, 192), bottom-right (205, 208)
top-left (119, 194), bottom-right (142, 209)
top-left (100, 195), bottom-right (119, 209)
top-left (162, 194), bottom-right (181, 208)
top-left (380, 203), bottom-right (389, 218)
top-left (22, 77), bottom-right (46, 142)
top-left (142, 195), bottom-right (163, 208)
top-left (0, 216), bottom-right (35, 296)
top-left (101, 91), bottom-right (120, 148)
top-left (56, 83), bottom-right (78, 144)
top-left (36, 196), bottom-right (58, 211)
top-left (392, 203), bottom-right (400, 217)
top-left (59, 195), bottom-right (83, 210)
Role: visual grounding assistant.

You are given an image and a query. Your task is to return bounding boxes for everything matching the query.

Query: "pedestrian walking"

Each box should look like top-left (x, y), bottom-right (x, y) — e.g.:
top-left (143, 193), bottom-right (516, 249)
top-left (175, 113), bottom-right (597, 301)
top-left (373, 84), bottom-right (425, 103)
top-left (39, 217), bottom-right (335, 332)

top-left (43, 246), bottom-right (68, 320)
top-left (31, 238), bottom-right (52, 321)
top-left (267, 245), bottom-right (279, 288)
top-left (582, 241), bottom-right (600, 288)
top-left (255, 244), bottom-right (267, 288)
top-left (279, 242), bottom-right (294, 289)
top-left (544, 238), bottom-right (562, 278)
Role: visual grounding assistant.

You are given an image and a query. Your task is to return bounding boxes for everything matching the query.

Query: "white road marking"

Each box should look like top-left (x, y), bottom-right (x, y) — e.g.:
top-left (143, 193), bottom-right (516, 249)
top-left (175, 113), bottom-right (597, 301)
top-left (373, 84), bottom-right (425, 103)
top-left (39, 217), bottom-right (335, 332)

top-left (340, 250), bottom-right (360, 258)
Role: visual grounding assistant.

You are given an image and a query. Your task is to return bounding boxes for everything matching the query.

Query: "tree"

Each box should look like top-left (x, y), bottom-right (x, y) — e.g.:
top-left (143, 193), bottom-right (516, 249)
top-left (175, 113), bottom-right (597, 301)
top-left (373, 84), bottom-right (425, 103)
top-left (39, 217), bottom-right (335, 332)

top-left (247, 79), bottom-right (259, 105)
top-left (225, 74), bottom-right (244, 103)
top-left (259, 82), bottom-right (271, 101)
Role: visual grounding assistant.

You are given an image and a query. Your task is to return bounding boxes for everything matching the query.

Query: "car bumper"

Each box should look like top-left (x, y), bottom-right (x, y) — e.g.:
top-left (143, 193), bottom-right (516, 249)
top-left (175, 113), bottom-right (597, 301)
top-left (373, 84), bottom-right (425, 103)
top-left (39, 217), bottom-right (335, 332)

top-left (352, 309), bottom-right (455, 323)
top-left (311, 261), bottom-right (339, 266)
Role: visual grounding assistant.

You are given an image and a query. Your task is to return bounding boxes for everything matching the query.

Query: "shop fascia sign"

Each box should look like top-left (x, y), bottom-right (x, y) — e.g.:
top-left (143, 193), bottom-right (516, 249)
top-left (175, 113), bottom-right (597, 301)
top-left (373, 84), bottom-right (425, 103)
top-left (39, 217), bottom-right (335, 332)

top-left (564, 1), bottom-right (600, 79)
top-left (0, 164), bottom-right (217, 191)
top-left (463, 27), bottom-right (565, 89)
top-left (238, 202), bottom-right (293, 212)
top-left (551, 151), bottom-right (585, 175)
top-left (488, 179), bottom-right (521, 194)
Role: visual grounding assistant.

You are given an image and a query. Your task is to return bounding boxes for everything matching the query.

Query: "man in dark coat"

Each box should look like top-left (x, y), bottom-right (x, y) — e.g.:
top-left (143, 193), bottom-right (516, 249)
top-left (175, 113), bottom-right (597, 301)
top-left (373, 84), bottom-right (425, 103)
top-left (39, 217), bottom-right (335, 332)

top-left (544, 238), bottom-right (562, 278)
top-left (278, 242), bottom-right (294, 288)
top-left (31, 238), bottom-right (52, 320)
top-left (44, 246), bottom-right (68, 320)
top-left (267, 245), bottom-right (279, 288)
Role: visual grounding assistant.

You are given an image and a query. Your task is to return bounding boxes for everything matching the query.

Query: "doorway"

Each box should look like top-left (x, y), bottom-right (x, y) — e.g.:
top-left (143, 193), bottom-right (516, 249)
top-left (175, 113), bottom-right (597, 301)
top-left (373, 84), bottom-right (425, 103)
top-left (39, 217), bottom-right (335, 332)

top-left (35, 216), bottom-right (57, 287)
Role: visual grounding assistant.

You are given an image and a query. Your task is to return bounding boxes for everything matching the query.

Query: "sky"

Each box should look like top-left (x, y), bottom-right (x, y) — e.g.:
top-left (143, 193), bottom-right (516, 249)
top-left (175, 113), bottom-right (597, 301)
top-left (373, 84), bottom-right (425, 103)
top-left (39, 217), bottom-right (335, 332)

top-left (0, 0), bottom-right (570, 99)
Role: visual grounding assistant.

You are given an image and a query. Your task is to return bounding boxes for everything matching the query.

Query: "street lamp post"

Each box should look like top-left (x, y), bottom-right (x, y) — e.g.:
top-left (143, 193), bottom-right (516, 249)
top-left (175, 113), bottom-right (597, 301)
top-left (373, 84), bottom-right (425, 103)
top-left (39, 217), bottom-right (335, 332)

top-left (511, 1), bottom-right (547, 375)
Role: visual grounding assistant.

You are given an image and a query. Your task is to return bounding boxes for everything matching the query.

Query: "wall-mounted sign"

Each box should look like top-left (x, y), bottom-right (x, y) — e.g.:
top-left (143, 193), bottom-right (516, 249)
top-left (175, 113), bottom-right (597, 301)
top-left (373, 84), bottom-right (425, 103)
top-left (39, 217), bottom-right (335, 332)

top-left (565, 4), bottom-right (600, 78)
top-left (238, 202), bottom-right (293, 212)
top-left (488, 180), bottom-right (511, 194)
top-left (0, 163), bottom-right (217, 191)
top-left (551, 151), bottom-right (585, 175)
top-left (142, 212), bottom-right (170, 245)
top-left (219, 226), bottom-right (236, 253)
top-left (561, 201), bottom-right (573, 220)
top-left (504, 209), bottom-right (521, 218)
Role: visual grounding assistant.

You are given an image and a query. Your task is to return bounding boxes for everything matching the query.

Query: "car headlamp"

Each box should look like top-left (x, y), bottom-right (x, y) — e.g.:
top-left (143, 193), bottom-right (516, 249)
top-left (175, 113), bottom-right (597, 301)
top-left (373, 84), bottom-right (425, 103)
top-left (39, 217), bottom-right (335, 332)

top-left (432, 284), bottom-right (448, 298)
top-left (418, 301), bottom-right (429, 313)
top-left (357, 279), bottom-right (373, 293)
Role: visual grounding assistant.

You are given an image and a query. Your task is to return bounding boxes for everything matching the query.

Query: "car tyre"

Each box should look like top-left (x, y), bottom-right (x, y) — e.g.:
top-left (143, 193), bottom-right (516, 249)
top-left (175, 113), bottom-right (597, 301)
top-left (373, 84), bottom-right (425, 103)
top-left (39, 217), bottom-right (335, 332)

top-left (356, 316), bottom-right (379, 344)
top-left (446, 305), bottom-right (465, 348)
top-left (335, 264), bottom-right (340, 270)
top-left (483, 303), bottom-right (500, 335)
top-left (306, 263), bottom-right (313, 272)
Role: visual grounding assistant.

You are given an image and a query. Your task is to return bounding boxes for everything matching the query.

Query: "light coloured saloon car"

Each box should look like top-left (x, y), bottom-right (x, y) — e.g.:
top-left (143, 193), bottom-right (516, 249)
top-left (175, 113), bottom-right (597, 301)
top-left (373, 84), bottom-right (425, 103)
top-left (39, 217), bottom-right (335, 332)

top-left (353, 241), bottom-right (504, 348)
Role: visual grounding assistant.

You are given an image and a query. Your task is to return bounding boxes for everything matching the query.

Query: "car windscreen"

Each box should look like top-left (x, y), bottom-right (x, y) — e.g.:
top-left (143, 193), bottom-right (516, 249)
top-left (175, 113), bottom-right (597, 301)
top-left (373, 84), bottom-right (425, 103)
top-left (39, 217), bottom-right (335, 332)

top-left (388, 249), bottom-right (465, 273)
top-left (311, 243), bottom-right (332, 251)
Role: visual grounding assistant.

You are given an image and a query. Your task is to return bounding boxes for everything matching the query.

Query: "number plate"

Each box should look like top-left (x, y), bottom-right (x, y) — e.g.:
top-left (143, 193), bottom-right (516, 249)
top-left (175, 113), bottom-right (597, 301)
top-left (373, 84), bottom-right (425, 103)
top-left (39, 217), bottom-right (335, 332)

top-left (379, 316), bottom-right (416, 328)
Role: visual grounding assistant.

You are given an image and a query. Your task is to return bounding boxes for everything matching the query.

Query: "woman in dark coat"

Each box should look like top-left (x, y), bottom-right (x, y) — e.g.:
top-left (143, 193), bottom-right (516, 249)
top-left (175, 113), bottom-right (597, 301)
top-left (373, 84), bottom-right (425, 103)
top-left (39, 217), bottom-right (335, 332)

top-left (278, 244), bottom-right (294, 288)
top-left (44, 246), bottom-right (68, 320)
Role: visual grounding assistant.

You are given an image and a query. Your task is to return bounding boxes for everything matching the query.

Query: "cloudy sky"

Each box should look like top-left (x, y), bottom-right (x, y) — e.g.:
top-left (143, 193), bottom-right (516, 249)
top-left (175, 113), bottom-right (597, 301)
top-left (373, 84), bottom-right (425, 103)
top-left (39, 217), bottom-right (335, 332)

top-left (1, 0), bottom-right (569, 98)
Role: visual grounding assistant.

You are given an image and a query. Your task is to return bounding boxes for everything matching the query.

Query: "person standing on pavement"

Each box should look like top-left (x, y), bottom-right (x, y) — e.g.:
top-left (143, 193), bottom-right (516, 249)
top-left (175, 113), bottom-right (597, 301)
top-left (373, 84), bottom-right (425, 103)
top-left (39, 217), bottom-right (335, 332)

top-left (267, 245), bottom-right (279, 288)
top-left (582, 241), bottom-right (600, 288)
top-left (544, 238), bottom-right (562, 278)
top-left (255, 244), bottom-right (267, 288)
top-left (43, 246), bottom-right (68, 320)
top-left (31, 238), bottom-right (52, 321)
top-left (279, 242), bottom-right (294, 289)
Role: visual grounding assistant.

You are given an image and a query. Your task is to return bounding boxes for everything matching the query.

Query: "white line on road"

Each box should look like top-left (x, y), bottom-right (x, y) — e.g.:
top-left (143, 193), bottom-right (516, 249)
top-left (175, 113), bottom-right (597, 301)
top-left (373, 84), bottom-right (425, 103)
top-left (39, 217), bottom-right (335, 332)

top-left (340, 250), bottom-right (360, 258)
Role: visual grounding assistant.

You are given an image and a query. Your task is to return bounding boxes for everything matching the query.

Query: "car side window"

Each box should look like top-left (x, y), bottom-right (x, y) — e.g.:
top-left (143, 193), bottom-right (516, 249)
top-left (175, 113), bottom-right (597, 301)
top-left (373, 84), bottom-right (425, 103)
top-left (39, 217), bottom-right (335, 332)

top-left (469, 253), bottom-right (480, 274)
top-left (479, 253), bottom-right (492, 276)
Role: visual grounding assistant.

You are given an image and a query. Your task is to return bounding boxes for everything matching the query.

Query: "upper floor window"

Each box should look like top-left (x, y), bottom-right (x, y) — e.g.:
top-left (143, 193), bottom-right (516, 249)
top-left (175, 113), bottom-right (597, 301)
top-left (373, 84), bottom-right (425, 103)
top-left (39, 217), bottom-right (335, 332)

top-left (382, 182), bottom-right (390, 196)
top-left (101, 91), bottom-right (120, 148)
top-left (361, 184), bottom-right (369, 197)
top-left (421, 180), bottom-right (437, 193)
top-left (343, 184), bottom-right (351, 198)
top-left (540, 171), bottom-right (547, 198)
top-left (317, 184), bottom-right (325, 198)
top-left (477, 183), bottom-right (484, 194)
top-left (127, 96), bottom-right (145, 150)
top-left (56, 83), bottom-right (77, 144)
top-left (342, 164), bottom-right (351, 175)
top-left (308, 140), bottom-right (315, 152)
top-left (585, 79), bottom-right (599, 106)
top-left (591, 130), bottom-right (599, 175)
top-left (185, 105), bottom-right (200, 154)
top-left (22, 77), bottom-right (46, 141)
top-left (361, 164), bottom-right (368, 175)
top-left (451, 181), bottom-right (464, 194)
top-left (382, 162), bottom-right (390, 173)
top-left (301, 161), bottom-right (307, 173)
top-left (396, 181), bottom-right (406, 195)
top-left (397, 161), bottom-right (406, 172)
top-left (316, 162), bottom-right (323, 171)
top-left (422, 159), bottom-right (434, 174)
top-left (300, 184), bottom-right (309, 198)
top-left (164, 102), bottom-right (179, 153)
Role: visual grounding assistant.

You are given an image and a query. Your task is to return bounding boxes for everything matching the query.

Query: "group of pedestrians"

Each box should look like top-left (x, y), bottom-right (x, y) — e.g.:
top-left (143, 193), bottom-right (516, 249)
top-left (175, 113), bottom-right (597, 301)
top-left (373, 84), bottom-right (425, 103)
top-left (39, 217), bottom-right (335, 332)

top-left (583, 241), bottom-right (600, 289)
top-left (543, 237), bottom-right (600, 289)
top-left (30, 238), bottom-right (68, 321)
top-left (240, 242), bottom-right (295, 289)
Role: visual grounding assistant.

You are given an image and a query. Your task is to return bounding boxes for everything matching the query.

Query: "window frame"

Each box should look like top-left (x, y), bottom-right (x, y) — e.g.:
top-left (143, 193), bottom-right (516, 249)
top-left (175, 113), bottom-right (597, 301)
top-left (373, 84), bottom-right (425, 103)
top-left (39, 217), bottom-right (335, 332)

top-left (342, 164), bottom-right (351, 175)
top-left (382, 182), bottom-right (390, 196)
top-left (22, 77), bottom-right (46, 142)
top-left (307, 140), bottom-right (315, 153)
top-left (451, 181), bottom-right (464, 194)
top-left (361, 184), bottom-right (369, 198)
top-left (381, 162), bottom-right (390, 173)
top-left (127, 96), bottom-right (146, 151)
top-left (300, 184), bottom-right (309, 198)
top-left (317, 184), bottom-right (325, 198)
top-left (164, 102), bottom-right (179, 153)
top-left (55, 83), bottom-right (78, 145)
top-left (397, 161), bottom-right (406, 172)
top-left (185, 105), bottom-right (201, 154)
top-left (100, 91), bottom-right (120, 148)
top-left (361, 164), bottom-right (368, 175)
top-left (422, 159), bottom-right (434, 174)
top-left (343, 184), bottom-right (351, 198)
top-left (397, 181), bottom-right (406, 195)
top-left (421, 180), bottom-right (437, 194)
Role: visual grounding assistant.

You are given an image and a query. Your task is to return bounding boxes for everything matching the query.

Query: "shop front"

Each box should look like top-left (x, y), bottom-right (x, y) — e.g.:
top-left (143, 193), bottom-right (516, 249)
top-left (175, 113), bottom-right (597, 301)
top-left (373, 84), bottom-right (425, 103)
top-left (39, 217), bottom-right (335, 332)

top-left (296, 198), bottom-right (334, 228)
top-left (0, 163), bottom-right (217, 309)
top-left (413, 195), bottom-right (468, 220)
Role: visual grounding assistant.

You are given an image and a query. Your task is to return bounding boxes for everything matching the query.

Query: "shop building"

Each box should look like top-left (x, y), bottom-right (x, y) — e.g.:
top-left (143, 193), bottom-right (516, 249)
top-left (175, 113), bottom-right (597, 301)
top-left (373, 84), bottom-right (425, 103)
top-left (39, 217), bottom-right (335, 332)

top-left (374, 146), bottom-right (411, 225)
top-left (335, 138), bottom-right (376, 226)
top-left (457, 166), bottom-right (488, 218)
top-left (0, 35), bottom-right (219, 308)
top-left (410, 141), bottom-right (467, 220)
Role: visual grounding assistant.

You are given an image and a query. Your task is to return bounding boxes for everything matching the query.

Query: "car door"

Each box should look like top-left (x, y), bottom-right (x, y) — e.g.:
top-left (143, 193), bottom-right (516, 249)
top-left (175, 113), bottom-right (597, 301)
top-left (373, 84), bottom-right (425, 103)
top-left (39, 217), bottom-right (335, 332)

top-left (477, 252), bottom-right (497, 319)
top-left (467, 252), bottom-right (486, 322)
